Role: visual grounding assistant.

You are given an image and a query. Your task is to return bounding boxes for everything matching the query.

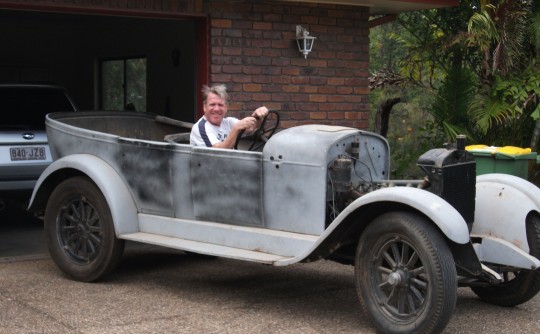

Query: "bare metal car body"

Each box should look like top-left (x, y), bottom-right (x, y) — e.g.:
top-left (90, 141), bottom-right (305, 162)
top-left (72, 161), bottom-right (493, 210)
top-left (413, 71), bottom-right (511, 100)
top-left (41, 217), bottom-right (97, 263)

top-left (29, 111), bottom-right (540, 334)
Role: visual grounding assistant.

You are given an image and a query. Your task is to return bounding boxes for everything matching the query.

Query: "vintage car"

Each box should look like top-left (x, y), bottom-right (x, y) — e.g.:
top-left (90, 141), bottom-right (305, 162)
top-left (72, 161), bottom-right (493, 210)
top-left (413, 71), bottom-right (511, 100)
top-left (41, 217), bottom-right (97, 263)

top-left (28, 110), bottom-right (540, 334)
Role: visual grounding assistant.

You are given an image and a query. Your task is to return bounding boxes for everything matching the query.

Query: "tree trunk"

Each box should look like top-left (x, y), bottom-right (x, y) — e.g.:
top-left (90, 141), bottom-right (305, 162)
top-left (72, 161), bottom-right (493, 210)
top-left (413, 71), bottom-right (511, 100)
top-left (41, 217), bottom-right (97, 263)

top-left (374, 97), bottom-right (401, 137)
top-left (530, 118), bottom-right (540, 152)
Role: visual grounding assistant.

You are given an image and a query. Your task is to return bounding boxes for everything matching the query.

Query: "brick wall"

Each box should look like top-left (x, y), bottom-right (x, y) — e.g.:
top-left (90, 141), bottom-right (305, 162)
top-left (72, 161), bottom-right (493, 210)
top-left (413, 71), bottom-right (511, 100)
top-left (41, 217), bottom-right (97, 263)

top-left (207, 1), bottom-right (370, 129)
top-left (3, 0), bottom-right (370, 128)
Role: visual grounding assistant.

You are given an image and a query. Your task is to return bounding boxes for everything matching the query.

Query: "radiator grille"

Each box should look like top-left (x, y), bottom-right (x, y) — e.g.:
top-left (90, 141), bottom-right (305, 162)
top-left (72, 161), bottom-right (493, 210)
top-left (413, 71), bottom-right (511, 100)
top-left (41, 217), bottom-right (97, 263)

top-left (417, 149), bottom-right (476, 231)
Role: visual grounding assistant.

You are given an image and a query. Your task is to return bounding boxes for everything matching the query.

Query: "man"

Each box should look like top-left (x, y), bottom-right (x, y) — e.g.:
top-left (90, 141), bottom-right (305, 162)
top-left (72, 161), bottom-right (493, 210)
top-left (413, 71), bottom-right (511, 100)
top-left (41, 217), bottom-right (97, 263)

top-left (190, 84), bottom-right (268, 148)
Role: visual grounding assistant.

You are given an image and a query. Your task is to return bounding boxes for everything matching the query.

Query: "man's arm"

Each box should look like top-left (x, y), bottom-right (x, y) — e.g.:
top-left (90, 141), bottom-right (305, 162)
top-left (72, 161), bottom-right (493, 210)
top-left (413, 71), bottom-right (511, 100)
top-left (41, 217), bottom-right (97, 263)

top-left (212, 117), bottom-right (258, 149)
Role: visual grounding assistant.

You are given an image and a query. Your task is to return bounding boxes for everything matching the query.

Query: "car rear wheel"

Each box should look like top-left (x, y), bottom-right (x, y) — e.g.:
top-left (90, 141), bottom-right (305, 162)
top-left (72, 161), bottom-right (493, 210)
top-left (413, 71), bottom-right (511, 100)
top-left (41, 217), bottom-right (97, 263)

top-left (355, 212), bottom-right (457, 334)
top-left (44, 176), bottom-right (124, 282)
top-left (471, 214), bottom-right (540, 306)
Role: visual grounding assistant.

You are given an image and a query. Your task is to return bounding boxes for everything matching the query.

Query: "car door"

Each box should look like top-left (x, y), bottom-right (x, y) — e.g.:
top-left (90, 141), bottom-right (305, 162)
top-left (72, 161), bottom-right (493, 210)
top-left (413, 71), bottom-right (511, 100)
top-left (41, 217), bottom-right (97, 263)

top-left (189, 146), bottom-right (264, 226)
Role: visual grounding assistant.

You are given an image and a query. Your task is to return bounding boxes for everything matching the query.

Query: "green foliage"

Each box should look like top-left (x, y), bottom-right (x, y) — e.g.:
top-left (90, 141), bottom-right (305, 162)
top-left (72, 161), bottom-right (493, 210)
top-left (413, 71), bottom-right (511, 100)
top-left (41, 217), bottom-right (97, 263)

top-left (430, 66), bottom-right (477, 142)
top-left (471, 64), bottom-right (540, 146)
top-left (369, 0), bottom-right (540, 179)
top-left (370, 85), bottom-right (443, 179)
top-left (369, 21), bottom-right (404, 71)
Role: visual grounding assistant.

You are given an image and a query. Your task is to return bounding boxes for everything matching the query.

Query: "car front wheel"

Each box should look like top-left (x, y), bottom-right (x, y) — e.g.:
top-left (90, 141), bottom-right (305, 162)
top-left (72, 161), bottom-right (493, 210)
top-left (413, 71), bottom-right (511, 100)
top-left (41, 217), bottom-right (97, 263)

top-left (44, 176), bottom-right (124, 282)
top-left (355, 211), bottom-right (457, 334)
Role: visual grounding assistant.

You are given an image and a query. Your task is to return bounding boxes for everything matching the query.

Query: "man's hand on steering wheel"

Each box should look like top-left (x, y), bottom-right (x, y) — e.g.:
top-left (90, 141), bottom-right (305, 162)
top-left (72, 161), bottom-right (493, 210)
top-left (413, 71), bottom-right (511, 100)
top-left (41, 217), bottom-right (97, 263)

top-left (234, 110), bottom-right (280, 151)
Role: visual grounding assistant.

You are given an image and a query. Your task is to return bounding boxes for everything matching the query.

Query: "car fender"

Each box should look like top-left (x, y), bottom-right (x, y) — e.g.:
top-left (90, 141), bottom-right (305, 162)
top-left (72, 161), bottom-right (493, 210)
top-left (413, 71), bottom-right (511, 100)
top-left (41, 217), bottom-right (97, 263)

top-left (333, 186), bottom-right (470, 244)
top-left (473, 173), bottom-right (540, 254)
top-left (29, 154), bottom-right (138, 236)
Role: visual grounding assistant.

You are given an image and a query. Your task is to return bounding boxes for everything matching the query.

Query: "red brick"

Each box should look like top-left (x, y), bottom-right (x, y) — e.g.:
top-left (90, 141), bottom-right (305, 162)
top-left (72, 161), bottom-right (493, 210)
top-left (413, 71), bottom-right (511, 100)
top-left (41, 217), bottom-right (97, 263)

top-left (212, 19), bottom-right (232, 28)
top-left (309, 95), bottom-right (327, 102)
top-left (291, 94), bottom-right (310, 102)
top-left (271, 40), bottom-right (292, 49)
top-left (336, 86), bottom-right (353, 94)
top-left (328, 77), bottom-right (344, 86)
top-left (282, 85), bottom-right (300, 93)
top-left (252, 40), bottom-right (272, 48)
top-left (222, 65), bottom-right (242, 74)
top-left (272, 58), bottom-right (291, 66)
top-left (271, 93), bottom-right (291, 102)
top-left (300, 86), bottom-right (317, 93)
top-left (345, 112), bottom-right (362, 120)
top-left (318, 86), bottom-right (336, 94)
top-left (252, 93), bottom-right (271, 101)
top-left (281, 120), bottom-right (299, 128)
top-left (310, 77), bottom-right (327, 85)
top-left (263, 84), bottom-right (282, 93)
top-left (243, 84), bottom-right (262, 92)
top-left (291, 112), bottom-right (308, 120)
top-left (244, 48), bottom-right (262, 57)
top-left (354, 87), bottom-right (370, 95)
top-left (212, 74), bottom-right (232, 83)
top-left (291, 77), bottom-right (309, 85)
top-left (282, 68), bottom-right (301, 76)
top-left (328, 111), bottom-right (345, 119)
top-left (242, 66), bottom-right (261, 75)
top-left (232, 76), bottom-right (253, 83)
top-left (309, 59), bottom-right (327, 67)
top-left (319, 103), bottom-right (336, 111)
top-left (310, 112), bottom-right (327, 120)
top-left (252, 75), bottom-right (272, 84)
top-left (263, 49), bottom-right (282, 57)
top-left (223, 47), bottom-right (242, 56)
top-left (272, 76), bottom-right (292, 84)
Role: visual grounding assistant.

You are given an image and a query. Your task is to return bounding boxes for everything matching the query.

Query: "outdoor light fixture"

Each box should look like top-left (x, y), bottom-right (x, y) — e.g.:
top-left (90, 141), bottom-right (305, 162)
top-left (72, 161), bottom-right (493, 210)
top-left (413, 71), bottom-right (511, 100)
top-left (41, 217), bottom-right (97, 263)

top-left (296, 25), bottom-right (316, 59)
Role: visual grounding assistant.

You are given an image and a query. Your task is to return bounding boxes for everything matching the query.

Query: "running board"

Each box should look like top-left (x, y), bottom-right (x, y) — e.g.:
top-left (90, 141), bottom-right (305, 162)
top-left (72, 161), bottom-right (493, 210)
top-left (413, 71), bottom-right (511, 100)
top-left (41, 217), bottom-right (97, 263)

top-left (132, 213), bottom-right (319, 258)
top-left (121, 232), bottom-right (291, 265)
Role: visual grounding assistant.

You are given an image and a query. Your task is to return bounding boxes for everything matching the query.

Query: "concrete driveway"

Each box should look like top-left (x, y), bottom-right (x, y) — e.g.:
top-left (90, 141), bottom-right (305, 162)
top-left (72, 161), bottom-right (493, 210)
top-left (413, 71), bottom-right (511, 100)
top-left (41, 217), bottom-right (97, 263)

top-left (1, 204), bottom-right (539, 333)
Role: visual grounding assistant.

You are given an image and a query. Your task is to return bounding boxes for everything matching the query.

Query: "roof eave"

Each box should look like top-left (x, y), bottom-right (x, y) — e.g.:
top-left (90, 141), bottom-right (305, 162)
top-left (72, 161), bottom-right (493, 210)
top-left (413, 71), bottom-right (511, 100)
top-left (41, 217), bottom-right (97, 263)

top-left (277, 0), bottom-right (459, 15)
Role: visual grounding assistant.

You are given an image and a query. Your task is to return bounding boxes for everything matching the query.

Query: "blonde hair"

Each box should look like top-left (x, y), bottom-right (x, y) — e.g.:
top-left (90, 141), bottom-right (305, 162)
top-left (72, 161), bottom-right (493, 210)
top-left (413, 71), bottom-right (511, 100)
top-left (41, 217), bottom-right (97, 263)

top-left (202, 84), bottom-right (229, 105)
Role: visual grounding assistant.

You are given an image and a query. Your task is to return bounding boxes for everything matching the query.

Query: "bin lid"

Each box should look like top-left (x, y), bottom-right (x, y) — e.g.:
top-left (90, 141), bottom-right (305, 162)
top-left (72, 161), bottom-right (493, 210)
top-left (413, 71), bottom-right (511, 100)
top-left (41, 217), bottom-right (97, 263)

top-left (466, 145), bottom-right (537, 159)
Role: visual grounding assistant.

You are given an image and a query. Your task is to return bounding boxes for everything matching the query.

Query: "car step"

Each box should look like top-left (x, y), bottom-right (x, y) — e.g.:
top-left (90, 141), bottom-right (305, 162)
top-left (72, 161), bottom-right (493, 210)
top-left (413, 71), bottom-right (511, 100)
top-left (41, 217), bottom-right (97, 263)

top-left (120, 232), bottom-right (292, 265)
top-left (128, 213), bottom-right (319, 259)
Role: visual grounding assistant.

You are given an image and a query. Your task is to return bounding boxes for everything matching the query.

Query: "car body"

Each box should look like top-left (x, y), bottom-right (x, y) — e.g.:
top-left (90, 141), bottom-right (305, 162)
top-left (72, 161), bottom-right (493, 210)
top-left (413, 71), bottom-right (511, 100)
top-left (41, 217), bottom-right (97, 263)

top-left (28, 110), bottom-right (540, 334)
top-left (0, 83), bottom-right (77, 203)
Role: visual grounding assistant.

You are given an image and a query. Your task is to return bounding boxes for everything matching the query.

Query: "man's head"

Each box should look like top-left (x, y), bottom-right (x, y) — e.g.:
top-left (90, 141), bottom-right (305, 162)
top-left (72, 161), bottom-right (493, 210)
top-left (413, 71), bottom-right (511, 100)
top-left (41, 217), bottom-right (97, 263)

top-left (202, 84), bottom-right (229, 126)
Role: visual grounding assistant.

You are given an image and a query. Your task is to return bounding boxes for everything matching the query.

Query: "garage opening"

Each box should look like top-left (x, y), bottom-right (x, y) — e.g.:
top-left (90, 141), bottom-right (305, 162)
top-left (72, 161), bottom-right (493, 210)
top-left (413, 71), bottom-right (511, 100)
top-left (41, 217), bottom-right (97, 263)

top-left (0, 9), bottom-right (204, 123)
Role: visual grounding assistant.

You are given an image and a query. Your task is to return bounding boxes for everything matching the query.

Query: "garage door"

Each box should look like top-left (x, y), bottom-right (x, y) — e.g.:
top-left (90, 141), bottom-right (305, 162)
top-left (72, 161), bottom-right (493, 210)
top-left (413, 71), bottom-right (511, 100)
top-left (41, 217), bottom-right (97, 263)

top-left (0, 9), bottom-right (202, 122)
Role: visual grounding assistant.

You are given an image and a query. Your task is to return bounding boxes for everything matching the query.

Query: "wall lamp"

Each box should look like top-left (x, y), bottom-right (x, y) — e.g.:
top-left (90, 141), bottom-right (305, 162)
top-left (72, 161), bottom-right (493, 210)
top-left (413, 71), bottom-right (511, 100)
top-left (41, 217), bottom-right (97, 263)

top-left (295, 25), bottom-right (316, 59)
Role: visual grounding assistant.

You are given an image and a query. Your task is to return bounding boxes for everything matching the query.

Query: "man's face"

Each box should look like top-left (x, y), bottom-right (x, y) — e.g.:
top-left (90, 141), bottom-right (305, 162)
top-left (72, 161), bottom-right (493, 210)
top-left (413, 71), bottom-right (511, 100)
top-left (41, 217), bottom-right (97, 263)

top-left (203, 92), bottom-right (227, 126)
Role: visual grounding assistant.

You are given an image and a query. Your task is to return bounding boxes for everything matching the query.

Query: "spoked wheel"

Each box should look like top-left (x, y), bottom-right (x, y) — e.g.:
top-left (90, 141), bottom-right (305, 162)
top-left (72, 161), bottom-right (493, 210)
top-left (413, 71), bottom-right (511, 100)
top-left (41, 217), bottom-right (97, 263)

top-left (234, 110), bottom-right (280, 151)
top-left (44, 176), bottom-right (125, 282)
top-left (355, 212), bottom-right (457, 334)
top-left (471, 214), bottom-right (540, 306)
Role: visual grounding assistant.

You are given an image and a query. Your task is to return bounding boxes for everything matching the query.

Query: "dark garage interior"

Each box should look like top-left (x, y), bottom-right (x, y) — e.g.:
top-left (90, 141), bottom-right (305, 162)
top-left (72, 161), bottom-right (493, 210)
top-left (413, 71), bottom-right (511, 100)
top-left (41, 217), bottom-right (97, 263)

top-left (0, 9), bottom-right (198, 122)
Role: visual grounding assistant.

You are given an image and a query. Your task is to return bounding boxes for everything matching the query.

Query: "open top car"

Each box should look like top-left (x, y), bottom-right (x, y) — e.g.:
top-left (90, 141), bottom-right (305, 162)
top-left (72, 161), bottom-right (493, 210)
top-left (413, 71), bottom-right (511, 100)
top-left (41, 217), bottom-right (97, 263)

top-left (28, 110), bottom-right (540, 333)
top-left (0, 83), bottom-right (77, 205)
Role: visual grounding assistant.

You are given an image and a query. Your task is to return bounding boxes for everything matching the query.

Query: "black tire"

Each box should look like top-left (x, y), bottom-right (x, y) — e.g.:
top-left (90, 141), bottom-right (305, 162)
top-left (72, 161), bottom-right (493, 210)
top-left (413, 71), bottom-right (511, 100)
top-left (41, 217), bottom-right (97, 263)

top-left (355, 212), bottom-right (457, 334)
top-left (44, 176), bottom-right (125, 282)
top-left (471, 214), bottom-right (540, 306)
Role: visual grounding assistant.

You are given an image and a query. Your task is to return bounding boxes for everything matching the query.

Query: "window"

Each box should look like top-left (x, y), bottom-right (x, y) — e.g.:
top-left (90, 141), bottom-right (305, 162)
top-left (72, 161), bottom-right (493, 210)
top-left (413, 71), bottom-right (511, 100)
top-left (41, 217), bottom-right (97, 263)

top-left (1, 86), bottom-right (76, 130)
top-left (101, 57), bottom-right (147, 112)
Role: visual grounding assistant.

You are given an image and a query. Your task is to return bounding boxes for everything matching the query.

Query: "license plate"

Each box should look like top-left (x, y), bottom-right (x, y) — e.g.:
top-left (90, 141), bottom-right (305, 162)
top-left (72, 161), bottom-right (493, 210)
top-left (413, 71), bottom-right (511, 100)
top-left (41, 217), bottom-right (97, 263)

top-left (10, 146), bottom-right (47, 161)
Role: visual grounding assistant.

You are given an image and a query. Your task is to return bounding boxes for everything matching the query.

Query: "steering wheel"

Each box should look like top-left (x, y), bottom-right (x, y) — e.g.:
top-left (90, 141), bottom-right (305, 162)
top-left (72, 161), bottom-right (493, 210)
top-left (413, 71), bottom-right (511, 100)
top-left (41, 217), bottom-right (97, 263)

top-left (234, 110), bottom-right (280, 151)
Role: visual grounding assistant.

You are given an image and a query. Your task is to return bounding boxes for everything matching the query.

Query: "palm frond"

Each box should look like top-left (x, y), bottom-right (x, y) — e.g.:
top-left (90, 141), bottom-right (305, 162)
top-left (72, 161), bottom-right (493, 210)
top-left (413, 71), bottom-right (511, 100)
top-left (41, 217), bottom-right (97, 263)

top-left (428, 66), bottom-right (477, 142)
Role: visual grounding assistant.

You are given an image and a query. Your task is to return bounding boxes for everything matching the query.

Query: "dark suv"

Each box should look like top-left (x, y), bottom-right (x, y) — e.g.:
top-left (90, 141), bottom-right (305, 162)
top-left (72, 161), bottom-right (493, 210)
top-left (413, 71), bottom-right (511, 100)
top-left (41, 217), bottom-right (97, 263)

top-left (0, 84), bottom-right (77, 205)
